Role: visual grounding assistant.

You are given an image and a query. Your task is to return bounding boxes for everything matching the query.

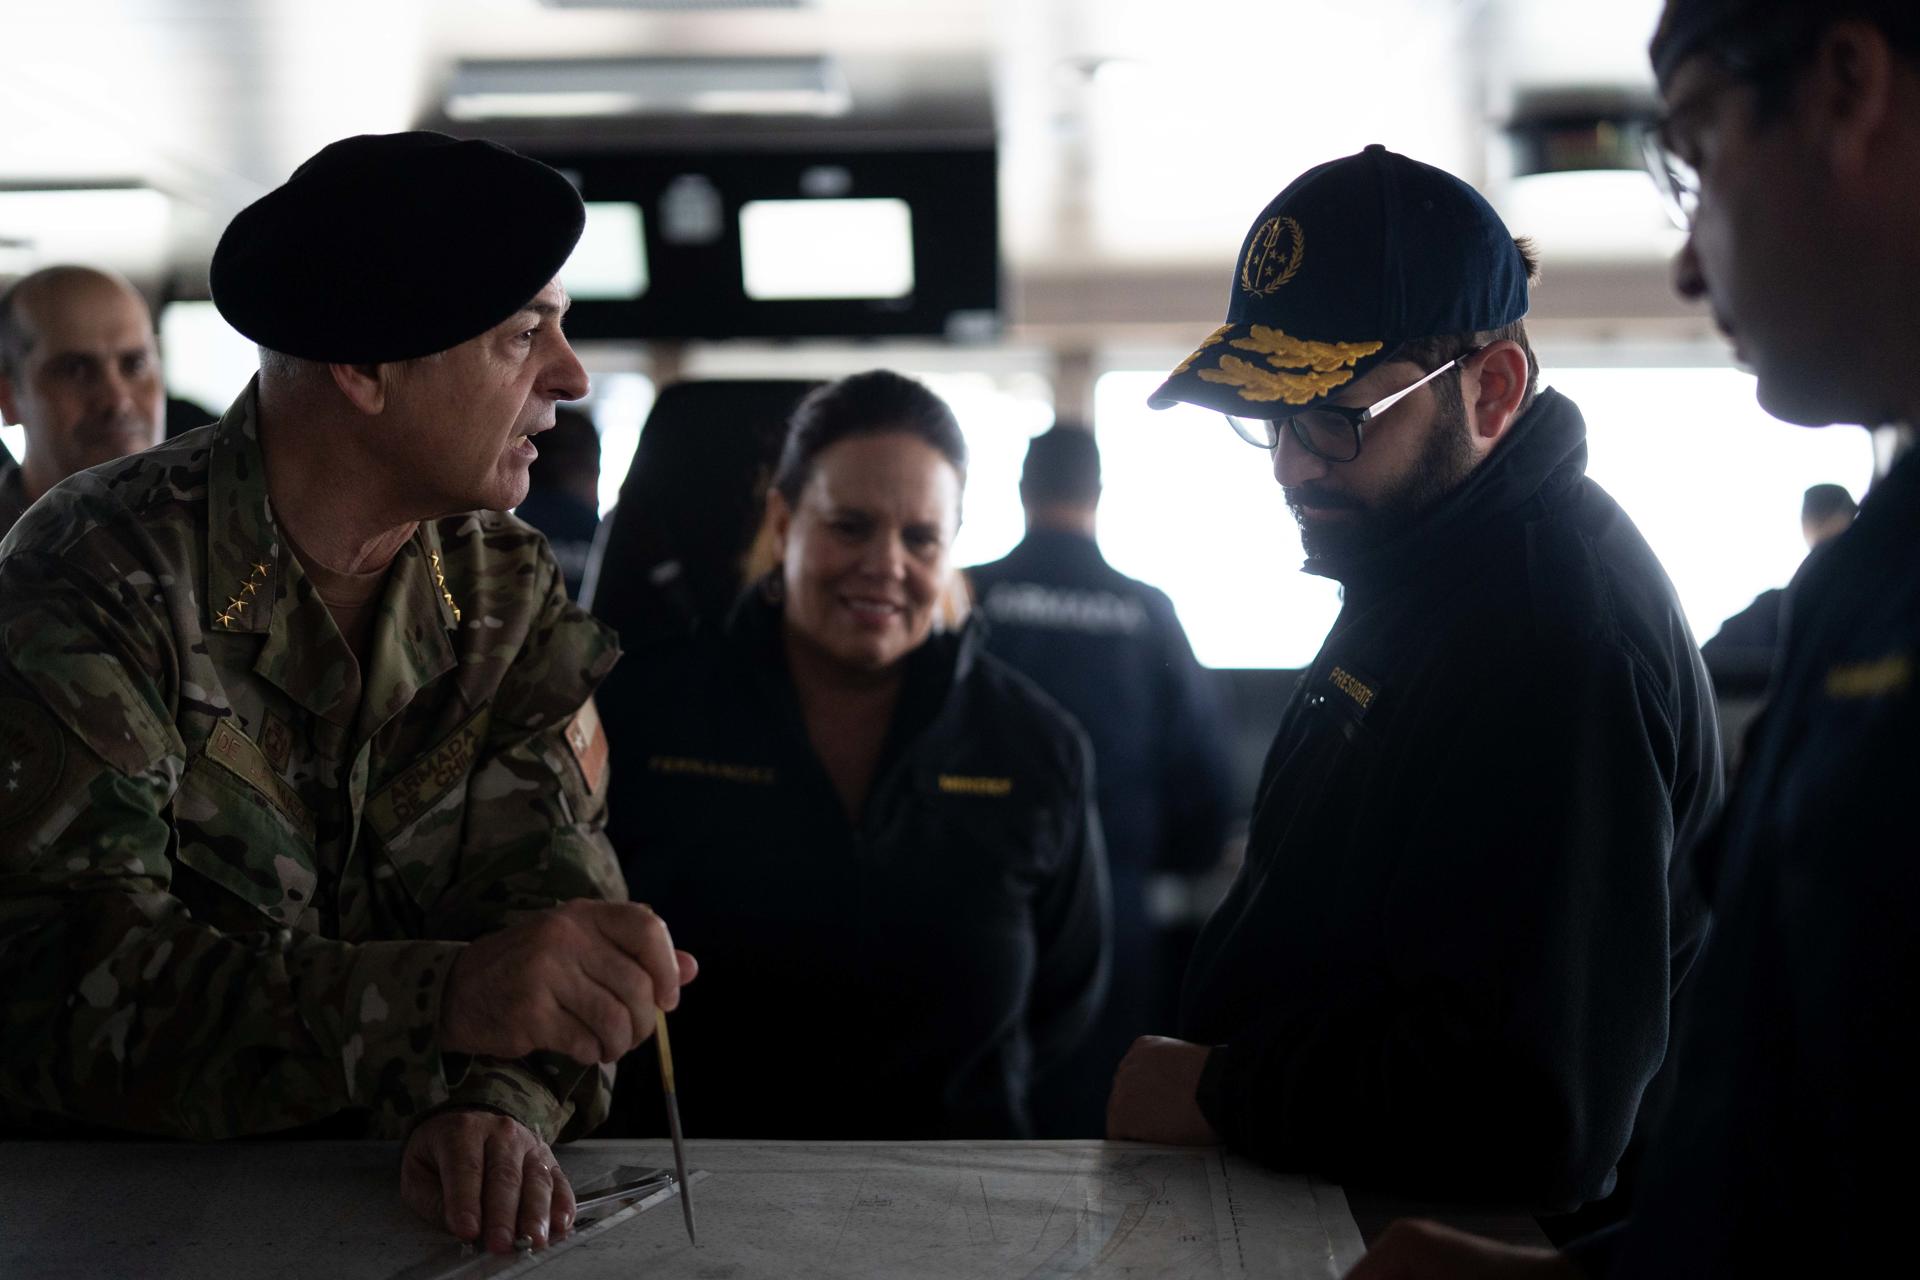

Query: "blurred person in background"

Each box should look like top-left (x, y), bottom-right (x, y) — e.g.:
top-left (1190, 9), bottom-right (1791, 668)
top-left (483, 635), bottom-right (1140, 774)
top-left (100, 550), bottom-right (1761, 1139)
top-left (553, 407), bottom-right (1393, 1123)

top-left (597, 369), bottom-right (1110, 1141)
top-left (516, 404), bottom-right (601, 600)
top-left (0, 265), bottom-right (164, 536)
top-left (581, 380), bottom-right (820, 642)
top-left (1701, 481), bottom-right (1857, 671)
top-left (967, 423), bottom-right (1233, 1137)
top-left (1106, 145), bottom-right (1723, 1229)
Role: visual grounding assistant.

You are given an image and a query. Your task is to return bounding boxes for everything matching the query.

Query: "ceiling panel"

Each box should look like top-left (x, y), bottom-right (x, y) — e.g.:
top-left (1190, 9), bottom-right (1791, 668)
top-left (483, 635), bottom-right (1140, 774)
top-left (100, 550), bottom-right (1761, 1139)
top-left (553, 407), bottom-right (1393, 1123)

top-left (0, 0), bottom-right (1684, 307)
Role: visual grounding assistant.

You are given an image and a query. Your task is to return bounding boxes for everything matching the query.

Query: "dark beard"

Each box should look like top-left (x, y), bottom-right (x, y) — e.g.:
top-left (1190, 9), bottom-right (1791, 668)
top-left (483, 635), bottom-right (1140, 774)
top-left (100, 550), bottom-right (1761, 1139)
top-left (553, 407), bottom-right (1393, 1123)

top-left (1289, 383), bottom-right (1478, 564)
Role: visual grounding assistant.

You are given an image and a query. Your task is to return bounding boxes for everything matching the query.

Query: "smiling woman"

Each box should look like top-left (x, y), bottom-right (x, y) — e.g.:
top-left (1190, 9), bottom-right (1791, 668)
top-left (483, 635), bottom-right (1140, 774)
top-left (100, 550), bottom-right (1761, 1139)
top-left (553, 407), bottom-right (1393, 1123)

top-left (593, 369), bottom-right (1112, 1143)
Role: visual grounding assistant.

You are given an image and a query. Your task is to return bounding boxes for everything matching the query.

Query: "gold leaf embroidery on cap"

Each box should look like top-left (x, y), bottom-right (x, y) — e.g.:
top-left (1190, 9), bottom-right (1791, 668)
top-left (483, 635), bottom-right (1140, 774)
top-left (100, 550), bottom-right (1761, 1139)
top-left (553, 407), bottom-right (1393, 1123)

top-left (1230, 326), bottom-right (1385, 373)
top-left (1170, 324), bottom-right (1235, 376)
top-left (1241, 215), bottom-right (1306, 296)
top-left (1198, 357), bottom-right (1360, 405)
top-left (428, 550), bottom-right (462, 624)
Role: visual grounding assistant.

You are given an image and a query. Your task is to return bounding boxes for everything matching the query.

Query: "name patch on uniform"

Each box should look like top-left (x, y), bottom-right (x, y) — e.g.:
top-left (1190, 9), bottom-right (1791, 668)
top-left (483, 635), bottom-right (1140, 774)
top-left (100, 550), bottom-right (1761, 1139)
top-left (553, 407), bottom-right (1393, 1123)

top-left (648, 755), bottom-right (776, 786)
top-left (565, 697), bottom-right (609, 798)
top-left (203, 718), bottom-right (312, 835)
top-left (365, 710), bottom-right (487, 836)
top-left (982, 584), bottom-right (1150, 635)
top-left (1327, 666), bottom-right (1378, 713)
top-left (938, 774), bottom-right (1014, 798)
top-left (1824, 653), bottom-right (1912, 700)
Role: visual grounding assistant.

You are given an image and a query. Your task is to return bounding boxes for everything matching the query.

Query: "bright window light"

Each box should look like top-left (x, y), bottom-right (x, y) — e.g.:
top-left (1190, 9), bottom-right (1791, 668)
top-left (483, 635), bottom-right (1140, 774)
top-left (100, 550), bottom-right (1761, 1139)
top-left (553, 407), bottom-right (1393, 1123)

top-left (738, 199), bottom-right (915, 301)
top-left (1094, 371), bottom-right (1342, 669)
top-left (0, 424), bottom-right (23, 466)
top-left (1497, 171), bottom-right (1685, 262)
top-left (1090, 366), bottom-right (1877, 670)
top-left (588, 372), bottom-right (657, 518)
top-left (160, 301), bottom-right (261, 419)
top-left (563, 202), bottom-right (649, 301)
top-left (917, 372), bottom-right (1056, 571)
top-left (0, 188), bottom-right (172, 276)
top-left (1549, 367), bottom-right (1874, 644)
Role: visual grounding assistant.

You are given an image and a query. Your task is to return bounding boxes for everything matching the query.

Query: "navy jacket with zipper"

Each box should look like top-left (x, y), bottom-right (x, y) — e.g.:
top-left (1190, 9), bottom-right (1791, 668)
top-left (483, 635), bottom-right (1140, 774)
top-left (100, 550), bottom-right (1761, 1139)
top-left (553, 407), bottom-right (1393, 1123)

top-left (1181, 386), bottom-right (1724, 1211)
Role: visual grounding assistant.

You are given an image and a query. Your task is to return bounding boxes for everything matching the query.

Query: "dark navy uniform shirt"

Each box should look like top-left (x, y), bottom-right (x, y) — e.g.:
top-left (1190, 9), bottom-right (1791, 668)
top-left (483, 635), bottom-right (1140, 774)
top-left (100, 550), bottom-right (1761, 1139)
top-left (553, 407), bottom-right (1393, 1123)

top-left (968, 527), bottom-right (1233, 1133)
top-left (597, 592), bottom-right (1111, 1140)
top-left (1601, 442), bottom-right (1920, 1276)
top-left (968, 528), bottom-right (1233, 927)
top-left (1183, 389), bottom-right (1723, 1212)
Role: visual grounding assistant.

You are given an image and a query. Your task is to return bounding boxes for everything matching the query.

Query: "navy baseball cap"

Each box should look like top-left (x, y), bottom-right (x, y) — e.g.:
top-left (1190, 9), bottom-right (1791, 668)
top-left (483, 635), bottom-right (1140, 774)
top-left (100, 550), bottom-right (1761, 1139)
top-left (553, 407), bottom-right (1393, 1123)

top-left (1149, 144), bottom-right (1530, 417)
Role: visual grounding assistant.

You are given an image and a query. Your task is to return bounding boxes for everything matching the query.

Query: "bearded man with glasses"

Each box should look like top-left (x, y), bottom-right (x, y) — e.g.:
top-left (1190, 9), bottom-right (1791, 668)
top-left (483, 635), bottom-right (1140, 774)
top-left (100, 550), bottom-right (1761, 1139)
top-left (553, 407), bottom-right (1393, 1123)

top-left (1104, 146), bottom-right (1725, 1231)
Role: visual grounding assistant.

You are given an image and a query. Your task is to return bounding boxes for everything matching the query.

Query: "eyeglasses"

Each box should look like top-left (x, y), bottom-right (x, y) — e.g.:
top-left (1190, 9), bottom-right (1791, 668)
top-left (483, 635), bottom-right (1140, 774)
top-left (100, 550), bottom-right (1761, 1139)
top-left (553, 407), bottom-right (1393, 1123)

top-left (1640, 124), bottom-right (1699, 232)
top-left (1641, 52), bottom-right (1801, 232)
top-left (1224, 348), bottom-right (1481, 461)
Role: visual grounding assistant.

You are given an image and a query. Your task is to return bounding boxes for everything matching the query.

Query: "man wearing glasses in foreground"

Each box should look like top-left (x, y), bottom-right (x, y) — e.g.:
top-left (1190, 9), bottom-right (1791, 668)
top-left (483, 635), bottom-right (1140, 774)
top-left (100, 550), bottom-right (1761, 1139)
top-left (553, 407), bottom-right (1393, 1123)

top-left (1105, 145), bottom-right (1724, 1224)
top-left (1348, 1), bottom-right (1920, 1275)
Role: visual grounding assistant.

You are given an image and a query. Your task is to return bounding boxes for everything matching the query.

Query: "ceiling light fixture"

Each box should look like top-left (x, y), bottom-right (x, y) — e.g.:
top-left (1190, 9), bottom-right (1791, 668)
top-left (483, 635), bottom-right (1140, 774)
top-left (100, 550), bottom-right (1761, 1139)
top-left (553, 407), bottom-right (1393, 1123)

top-left (446, 56), bottom-right (850, 120)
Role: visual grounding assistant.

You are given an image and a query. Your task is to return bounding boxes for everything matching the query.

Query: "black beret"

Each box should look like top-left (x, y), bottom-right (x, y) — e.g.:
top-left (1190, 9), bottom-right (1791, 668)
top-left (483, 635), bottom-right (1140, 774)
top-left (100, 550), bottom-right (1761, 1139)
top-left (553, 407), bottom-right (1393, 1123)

top-left (211, 131), bottom-right (585, 364)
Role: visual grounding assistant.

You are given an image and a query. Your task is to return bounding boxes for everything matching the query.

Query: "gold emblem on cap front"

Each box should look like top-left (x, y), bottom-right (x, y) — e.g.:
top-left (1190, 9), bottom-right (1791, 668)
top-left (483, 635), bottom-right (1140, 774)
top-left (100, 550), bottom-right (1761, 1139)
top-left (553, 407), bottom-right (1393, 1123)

top-left (1241, 216), bottom-right (1306, 296)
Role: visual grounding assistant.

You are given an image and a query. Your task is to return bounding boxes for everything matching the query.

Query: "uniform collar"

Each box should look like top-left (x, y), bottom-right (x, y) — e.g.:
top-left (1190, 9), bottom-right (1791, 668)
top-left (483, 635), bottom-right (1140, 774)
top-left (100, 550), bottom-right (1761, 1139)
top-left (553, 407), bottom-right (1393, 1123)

top-left (724, 584), bottom-right (983, 739)
top-left (204, 379), bottom-right (285, 637)
top-left (1013, 525), bottom-right (1108, 569)
top-left (204, 378), bottom-right (462, 729)
top-left (1302, 384), bottom-right (1590, 590)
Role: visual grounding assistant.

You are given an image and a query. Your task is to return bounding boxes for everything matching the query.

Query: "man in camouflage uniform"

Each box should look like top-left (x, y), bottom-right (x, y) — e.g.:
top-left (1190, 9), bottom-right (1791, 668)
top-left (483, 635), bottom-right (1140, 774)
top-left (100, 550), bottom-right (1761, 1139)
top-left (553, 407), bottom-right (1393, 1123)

top-left (0, 132), bottom-right (692, 1257)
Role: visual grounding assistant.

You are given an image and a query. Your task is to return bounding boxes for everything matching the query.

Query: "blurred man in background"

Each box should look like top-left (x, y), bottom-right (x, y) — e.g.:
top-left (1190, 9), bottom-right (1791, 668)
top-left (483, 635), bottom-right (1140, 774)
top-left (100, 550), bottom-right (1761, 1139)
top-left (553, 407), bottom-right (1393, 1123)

top-left (1702, 481), bottom-right (1857, 667)
top-left (0, 265), bottom-right (164, 536)
top-left (968, 423), bottom-right (1233, 1137)
top-left (515, 405), bottom-right (602, 600)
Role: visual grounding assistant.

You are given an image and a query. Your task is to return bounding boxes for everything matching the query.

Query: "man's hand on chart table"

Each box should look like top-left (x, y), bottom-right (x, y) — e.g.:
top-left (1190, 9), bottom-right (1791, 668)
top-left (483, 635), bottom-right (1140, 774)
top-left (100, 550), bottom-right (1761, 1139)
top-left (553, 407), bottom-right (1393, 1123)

top-left (402, 1108), bottom-right (576, 1254)
top-left (1343, 1220), bottom-right (1585, 1280)
top-left (1106, 1035), bottom-right (1221, 1145)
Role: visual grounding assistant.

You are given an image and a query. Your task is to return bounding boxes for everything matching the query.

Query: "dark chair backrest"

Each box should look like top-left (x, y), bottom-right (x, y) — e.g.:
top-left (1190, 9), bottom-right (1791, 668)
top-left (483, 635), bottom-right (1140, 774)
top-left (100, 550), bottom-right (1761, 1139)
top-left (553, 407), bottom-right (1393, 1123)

top-left (584, 379), bottom-right (820, 649)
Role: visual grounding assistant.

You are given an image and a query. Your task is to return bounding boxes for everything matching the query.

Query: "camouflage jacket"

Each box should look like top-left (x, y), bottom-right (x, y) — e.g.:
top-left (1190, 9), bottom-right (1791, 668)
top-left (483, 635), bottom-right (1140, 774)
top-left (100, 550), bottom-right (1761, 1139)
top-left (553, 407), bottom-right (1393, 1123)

top-left (0, 381), bottom-right (626, 1143)
top-left (0, 443), bottom-right (26, 538)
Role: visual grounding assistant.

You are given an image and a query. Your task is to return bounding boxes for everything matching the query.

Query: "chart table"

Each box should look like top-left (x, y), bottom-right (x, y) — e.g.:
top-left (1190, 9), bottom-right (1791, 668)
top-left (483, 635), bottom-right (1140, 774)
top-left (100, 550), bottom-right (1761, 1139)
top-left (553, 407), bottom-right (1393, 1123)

top-left (1, 1138), bottom-right (1370, 1278)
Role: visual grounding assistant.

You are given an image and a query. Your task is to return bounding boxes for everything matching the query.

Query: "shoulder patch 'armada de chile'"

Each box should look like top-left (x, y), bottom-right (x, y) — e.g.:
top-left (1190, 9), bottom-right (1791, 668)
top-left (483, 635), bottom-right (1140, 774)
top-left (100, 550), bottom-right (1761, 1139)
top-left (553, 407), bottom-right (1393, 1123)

top-left (367, 709), bottom-right (488, 836)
